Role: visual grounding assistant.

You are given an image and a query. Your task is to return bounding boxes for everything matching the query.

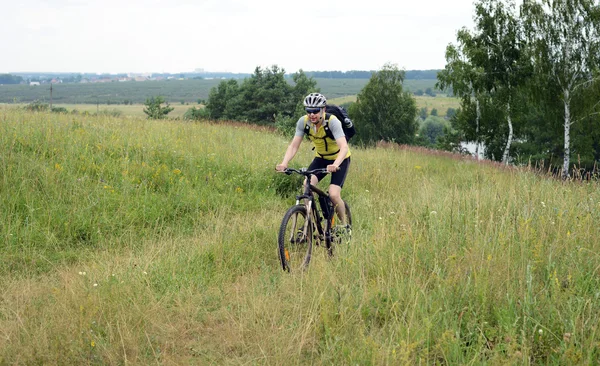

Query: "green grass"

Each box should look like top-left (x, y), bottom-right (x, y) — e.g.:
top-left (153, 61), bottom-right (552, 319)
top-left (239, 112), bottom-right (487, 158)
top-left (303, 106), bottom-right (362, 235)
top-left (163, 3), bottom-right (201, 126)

top-left (1, 102), bottom-right (197, 119)
top-left (1, 106), bottom-right (599, 364)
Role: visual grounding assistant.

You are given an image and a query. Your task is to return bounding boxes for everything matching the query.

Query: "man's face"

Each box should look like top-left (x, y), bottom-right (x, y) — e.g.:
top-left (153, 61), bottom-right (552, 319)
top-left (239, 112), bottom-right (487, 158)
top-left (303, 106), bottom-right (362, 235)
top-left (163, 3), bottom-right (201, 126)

top-left (305, 107), bottom-right (323, 124)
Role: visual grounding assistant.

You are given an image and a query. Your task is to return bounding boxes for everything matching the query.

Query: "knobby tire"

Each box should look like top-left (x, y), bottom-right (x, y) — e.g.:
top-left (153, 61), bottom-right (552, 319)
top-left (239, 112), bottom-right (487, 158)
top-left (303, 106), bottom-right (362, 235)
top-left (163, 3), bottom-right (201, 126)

top-left (277, 205), bottom-right (313, 272)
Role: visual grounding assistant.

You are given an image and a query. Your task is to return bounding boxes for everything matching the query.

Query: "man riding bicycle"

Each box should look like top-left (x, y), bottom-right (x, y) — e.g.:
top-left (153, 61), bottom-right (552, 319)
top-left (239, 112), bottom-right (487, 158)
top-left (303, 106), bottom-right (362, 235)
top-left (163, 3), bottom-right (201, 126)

top-left (276, 93), bottom-right (351, 228)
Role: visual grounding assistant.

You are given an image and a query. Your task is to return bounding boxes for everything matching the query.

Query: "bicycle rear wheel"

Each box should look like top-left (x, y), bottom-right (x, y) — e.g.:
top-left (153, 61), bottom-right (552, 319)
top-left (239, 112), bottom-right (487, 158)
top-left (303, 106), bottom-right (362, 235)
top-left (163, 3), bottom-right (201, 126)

top-left (344, 200), bottom-right (352, 233)
top-left (327, 200), bottom-right (353, 254)
top-left (278, 205), bottom-right (313, 272)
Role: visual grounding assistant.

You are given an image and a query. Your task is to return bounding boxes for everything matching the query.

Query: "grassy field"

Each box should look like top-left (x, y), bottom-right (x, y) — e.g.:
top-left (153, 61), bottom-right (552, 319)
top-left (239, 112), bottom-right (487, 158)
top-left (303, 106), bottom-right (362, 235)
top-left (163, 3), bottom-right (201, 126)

top-left (3, 93), bottom-right (459, 120)
top-left (61, 103), bottom-right (195, 119)
top-left (0, 79), bottom-right (223, 104)
top-left (1, 106), bottom-right (598, 364)
top-left (329, 95), bottom-right (461, 116)
top-left (0, 78), bottom-right (441, 104)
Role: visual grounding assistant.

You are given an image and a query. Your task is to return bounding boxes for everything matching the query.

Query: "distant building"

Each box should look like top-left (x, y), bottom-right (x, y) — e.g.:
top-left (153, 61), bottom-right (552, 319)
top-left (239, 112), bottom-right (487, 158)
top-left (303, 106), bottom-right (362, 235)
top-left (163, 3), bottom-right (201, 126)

top-left (29, 82), bottom-right (40, 86)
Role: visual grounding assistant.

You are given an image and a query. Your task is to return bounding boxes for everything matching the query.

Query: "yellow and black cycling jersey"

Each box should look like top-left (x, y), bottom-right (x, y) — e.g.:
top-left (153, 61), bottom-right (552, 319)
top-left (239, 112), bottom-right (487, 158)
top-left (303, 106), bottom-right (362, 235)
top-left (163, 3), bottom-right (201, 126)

top-left (295, 114), bottom-right (351, 160)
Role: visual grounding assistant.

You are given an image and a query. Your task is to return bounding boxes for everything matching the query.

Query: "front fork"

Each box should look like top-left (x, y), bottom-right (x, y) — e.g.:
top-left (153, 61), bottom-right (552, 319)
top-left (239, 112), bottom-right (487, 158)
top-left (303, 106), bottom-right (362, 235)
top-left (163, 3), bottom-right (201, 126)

top-left (297, 197), bottom-right (325, 243)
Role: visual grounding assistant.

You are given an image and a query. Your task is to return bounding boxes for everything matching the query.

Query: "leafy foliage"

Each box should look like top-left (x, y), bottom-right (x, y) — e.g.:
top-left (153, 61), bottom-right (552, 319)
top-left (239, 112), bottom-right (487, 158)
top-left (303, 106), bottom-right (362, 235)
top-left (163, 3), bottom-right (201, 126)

top-left (23, 100), bottom-right (49, 112)
top-left (206, 66), bottom-right (317, 125)
top-left (349, 63), bottom-right (418, 145)
top-left (183, 106), bottom-right (210, 121)
top-left (523, 0), bottom-right (600, 177)
top-left (143, 96), bottom-right (174, 120)
top-left (419, 116), bottom-right (448, 145)
top-left (439, 0), bottom-right (600, 176)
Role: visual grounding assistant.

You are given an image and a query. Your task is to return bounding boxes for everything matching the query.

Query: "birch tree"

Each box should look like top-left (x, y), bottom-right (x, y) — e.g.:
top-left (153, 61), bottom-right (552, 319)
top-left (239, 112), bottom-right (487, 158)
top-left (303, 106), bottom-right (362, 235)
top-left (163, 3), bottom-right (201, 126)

top-left (438, 0), bottom-right (526, 162)
top-left (472, 0), bottom-right (526, 164)
top-left (437, 30), bottom-right (487, 159)
top-left (523, 0), bottom-right (600, 178)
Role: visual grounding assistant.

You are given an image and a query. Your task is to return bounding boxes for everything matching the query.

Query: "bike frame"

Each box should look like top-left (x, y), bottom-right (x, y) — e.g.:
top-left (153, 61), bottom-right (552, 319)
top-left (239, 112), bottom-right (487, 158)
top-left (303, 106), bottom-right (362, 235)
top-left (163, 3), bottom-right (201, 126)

top-left (290, 169), bottom-right (335, 252)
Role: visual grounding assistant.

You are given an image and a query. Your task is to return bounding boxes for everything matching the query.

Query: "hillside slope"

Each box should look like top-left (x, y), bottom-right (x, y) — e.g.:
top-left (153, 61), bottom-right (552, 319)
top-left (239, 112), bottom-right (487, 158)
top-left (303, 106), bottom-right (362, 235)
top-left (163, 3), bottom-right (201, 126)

top-left (1, 107), bottom-right (598, 364)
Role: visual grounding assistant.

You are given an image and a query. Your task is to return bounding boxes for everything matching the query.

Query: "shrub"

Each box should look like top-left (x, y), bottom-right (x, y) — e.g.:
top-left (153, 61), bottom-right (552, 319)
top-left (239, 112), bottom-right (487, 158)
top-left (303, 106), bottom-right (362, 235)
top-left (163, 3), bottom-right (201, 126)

top-left (274, 114), bottom-right (298, 138)
top-left (24, 100), bottom-right (49, 112)
top-left (51, 107), bottom-right (69, 114)
top-left (183, 106), bottom-right (210, 121)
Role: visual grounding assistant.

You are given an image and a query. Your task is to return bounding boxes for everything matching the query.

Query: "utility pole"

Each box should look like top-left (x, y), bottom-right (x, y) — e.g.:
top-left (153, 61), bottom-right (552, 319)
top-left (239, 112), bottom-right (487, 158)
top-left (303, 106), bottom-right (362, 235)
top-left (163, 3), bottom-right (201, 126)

top-left (49, 83), bottom-right (53, 110)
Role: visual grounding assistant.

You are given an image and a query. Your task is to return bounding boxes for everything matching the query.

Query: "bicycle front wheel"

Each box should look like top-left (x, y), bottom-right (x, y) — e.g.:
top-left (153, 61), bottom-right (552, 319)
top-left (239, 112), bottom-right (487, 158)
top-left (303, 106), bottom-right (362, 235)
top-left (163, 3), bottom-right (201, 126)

top-left (277, 205), bottom-right (313, 272)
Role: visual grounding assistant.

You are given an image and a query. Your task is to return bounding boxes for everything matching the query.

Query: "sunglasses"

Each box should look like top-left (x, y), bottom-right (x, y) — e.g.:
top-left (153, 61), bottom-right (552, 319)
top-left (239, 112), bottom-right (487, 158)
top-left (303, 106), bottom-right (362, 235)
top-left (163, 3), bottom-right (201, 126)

top-left (305, 108), bottom-right (321, 115)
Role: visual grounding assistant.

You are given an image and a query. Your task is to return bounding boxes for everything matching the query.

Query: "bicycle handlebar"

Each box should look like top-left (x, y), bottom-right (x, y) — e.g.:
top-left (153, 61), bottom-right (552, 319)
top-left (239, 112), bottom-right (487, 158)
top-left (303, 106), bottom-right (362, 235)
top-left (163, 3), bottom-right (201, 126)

top-left (283, 167), bottom-right (330, 176)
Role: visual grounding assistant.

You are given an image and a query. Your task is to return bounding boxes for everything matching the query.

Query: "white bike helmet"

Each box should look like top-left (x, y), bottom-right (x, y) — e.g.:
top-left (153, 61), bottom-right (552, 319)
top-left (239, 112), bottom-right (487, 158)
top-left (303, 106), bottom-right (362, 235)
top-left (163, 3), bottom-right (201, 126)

top-left (303, 93), bottom-right (327, 108)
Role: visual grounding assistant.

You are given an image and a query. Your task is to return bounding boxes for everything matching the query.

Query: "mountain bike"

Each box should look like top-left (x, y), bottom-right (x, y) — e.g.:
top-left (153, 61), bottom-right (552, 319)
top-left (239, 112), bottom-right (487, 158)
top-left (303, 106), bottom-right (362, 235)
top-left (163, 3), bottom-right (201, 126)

top-left (277, 168), bottom-right (352, 272)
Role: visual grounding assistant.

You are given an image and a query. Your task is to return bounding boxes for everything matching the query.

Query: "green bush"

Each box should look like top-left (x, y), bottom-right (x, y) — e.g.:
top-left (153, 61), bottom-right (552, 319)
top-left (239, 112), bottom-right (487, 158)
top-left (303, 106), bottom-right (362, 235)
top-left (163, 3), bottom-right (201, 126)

top-left (274, 114), bottom-right (298, 138)
top-left (183, 106), bottom-right (210, 121)
top-left (23, 100), bottom-right (49, 112)
top-left (51, 107), bottom-right (69, 114)
top-left (419, 116), bottom-right (448, 145)
top-left (143, 96), bottom-right (174, 120)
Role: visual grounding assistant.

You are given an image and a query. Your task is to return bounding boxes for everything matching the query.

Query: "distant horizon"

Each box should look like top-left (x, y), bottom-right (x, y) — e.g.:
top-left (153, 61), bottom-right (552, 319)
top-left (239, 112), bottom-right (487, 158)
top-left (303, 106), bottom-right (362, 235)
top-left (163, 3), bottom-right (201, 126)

top-left (3, 68), bottom-right (443, 76)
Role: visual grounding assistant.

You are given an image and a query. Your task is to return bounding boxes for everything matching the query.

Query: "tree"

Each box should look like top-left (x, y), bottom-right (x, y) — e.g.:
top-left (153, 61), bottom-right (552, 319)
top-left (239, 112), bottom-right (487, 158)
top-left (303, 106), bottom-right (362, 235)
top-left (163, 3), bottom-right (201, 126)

top-left (473, 0), bottom-right (527, 164)
top-left (206, 79), bottom-right (239, 120)
top-left (288, 69), bottom-right (318, 115)
top-left (438, 0), bottom-right (528, 163)
top-left (419, 116), bottom-right (447, 145)
top-left (274, 70), bottom-right (319, 136)
top-left (349, 64), bottom-right (418, 145)
top-left (523, 0), bottom-right (600, 178)
top-left (206, 65), bottom-right (318, 127)
top-left (0, 74), bottom-right (23, 84)
top-left (242, 65), bottom-right (292, 123)
top-left (437, 33), bottom-right (487, 160)
top-left (446, 108), bottom-right (457, 119)
top-left (143, 96), bottom-right (174, 120)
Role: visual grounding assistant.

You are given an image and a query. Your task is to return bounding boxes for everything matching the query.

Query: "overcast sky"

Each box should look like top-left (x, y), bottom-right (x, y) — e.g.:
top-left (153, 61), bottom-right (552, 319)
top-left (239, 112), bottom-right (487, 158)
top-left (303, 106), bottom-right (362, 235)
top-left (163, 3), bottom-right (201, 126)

top-left (2, 0), bottom-right (481, 74)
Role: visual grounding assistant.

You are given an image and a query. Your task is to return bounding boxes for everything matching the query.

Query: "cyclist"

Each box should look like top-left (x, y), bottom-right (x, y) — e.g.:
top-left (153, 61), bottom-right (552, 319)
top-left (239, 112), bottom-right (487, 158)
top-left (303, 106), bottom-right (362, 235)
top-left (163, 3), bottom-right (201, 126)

top-left (276, 93), bottom-right (351, 228)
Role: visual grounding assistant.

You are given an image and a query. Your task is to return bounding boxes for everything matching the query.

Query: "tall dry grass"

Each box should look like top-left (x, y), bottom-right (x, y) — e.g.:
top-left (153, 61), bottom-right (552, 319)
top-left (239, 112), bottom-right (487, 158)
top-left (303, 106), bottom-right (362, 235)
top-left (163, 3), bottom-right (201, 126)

top-left (1, 106), bottom-right (599, 364)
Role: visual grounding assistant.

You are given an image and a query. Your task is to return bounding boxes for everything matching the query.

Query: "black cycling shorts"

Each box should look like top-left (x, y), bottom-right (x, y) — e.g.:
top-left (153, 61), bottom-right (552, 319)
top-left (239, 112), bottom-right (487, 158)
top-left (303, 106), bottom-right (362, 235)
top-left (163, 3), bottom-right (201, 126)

top-left (308, 157), bottom-right (351, 188)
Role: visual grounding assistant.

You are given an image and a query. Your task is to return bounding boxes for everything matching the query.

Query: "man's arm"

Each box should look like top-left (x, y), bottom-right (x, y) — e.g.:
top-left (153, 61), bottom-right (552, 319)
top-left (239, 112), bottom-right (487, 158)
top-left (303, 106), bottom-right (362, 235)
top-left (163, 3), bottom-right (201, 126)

top-left (276, 135), bottom-right (303, 171)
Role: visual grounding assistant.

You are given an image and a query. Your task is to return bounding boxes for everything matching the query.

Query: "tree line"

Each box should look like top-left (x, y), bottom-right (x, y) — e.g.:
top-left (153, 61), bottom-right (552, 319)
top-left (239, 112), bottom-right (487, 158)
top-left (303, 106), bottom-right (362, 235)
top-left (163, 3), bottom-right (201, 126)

top-left (437, 0), bottom-right (600, 178)
top-left (202, 64), bottom-right (418, 147)
top-left (0, 74), bottom-right (23, 85)
top-left (167, 0), bottom-right (600, 179)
